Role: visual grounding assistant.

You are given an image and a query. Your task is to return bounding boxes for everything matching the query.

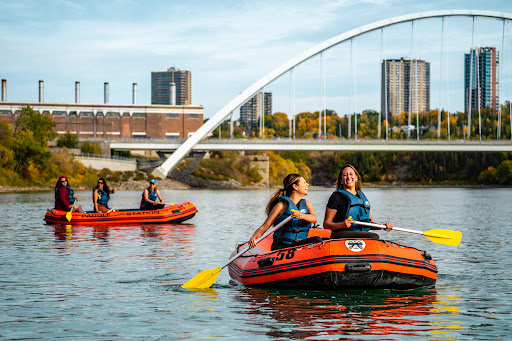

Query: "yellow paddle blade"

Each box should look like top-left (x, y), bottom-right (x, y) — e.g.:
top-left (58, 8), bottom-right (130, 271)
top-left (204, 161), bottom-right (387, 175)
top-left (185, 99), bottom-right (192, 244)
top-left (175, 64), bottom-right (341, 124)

top-left (182, 267), bottom-right (222, 290)
top-left (424, 229), bottom-right (462, 247)
top-left (65, 211), bottom-right (72, 222)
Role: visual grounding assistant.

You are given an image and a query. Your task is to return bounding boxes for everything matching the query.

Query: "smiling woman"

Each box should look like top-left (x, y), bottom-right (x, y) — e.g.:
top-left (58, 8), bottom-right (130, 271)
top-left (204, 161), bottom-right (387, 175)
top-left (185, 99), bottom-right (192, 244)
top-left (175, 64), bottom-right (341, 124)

top-left (248, 173), bottom-right (319, 250)
top-left (323, 164), bottom-right (393, 239)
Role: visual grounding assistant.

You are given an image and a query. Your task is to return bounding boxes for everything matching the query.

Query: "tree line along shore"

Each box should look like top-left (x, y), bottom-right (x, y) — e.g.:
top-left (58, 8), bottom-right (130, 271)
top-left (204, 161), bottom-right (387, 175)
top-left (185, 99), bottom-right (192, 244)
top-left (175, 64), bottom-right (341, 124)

top-left (0, 106), bottom-right (511, 191)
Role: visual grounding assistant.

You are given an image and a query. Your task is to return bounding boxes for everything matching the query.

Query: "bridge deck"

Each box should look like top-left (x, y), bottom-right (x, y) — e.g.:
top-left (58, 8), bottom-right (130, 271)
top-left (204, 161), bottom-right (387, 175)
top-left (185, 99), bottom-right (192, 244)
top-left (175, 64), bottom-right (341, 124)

top-left (107, 139), bottom-right (512, 153)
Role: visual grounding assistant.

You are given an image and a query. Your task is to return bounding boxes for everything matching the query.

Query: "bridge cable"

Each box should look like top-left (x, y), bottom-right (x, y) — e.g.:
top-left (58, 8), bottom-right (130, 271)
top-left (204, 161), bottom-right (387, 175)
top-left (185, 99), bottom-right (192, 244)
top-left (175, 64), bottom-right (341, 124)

top-left (438, 17), bottom-right (445, 139)
top-left (348, 38), bottom-right (353, 139)
top-left (408, 20), bottom-right (414, 139)
top-left (319, 52), bottom-right (323, 139)
top-left (446, 18), bottom-right (451, 141)
top-left (499, 19), bottom-right (505, 140)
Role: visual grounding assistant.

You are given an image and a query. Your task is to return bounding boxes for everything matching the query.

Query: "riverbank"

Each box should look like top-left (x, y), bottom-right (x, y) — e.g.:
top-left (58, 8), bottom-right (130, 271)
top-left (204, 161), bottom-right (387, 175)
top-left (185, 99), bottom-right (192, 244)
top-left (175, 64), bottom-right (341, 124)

top-left (0, 175), bottom-right (271, 193)
top-left (1, 179), bottom-right (503, 193)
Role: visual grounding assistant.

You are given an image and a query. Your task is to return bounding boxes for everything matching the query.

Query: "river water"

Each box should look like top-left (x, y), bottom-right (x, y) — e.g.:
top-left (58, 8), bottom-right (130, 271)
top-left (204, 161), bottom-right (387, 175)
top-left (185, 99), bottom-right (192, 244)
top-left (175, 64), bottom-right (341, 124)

top-left (1, 187), bottom-right (511, 340)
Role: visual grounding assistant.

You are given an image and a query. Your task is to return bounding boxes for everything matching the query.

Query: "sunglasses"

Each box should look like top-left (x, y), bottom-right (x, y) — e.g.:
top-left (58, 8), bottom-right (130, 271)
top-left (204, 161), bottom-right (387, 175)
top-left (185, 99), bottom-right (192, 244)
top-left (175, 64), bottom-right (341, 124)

top-left (61, 180), bottom-right (67, 183)
top-left (98, 181), bottom-right (104, 184)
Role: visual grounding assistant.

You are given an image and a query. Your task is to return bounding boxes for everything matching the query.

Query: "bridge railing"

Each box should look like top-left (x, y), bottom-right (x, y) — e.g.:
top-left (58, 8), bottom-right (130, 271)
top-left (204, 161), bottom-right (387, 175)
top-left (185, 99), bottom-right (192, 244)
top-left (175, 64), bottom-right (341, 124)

top-left (75, 152), bottom-right (136, 162)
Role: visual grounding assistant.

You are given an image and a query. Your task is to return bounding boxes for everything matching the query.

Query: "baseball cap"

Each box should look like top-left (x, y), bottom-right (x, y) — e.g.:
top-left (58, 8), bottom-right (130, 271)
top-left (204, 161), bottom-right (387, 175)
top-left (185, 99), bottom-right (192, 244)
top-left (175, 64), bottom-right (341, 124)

top-left (149, 179), bottom-right (157, 184)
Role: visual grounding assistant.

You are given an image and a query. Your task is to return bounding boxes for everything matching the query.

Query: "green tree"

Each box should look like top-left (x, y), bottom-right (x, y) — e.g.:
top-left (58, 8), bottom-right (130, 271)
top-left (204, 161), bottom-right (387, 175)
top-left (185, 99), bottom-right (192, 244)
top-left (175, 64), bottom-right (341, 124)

top-left (8, 106), bottom-right (55, 174)
top-left (495, 160), bottom-right (512, 185)
top-left (81, 141), bottom-right (102, 155)
top-left (13, 106), bottom-right (56, 145)
top-left (57, 132), bottom-right (79, 148)
top-left (0, 121), bottom-right (12, 148)
top-left (12, 130), bottom-right (51, 173)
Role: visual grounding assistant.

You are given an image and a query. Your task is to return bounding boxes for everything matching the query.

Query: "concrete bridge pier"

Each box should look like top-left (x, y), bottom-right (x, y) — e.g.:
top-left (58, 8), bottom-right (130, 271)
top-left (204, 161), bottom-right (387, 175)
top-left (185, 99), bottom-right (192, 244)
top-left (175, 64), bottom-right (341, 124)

top-left (244, 154), bottom-right (269, 188)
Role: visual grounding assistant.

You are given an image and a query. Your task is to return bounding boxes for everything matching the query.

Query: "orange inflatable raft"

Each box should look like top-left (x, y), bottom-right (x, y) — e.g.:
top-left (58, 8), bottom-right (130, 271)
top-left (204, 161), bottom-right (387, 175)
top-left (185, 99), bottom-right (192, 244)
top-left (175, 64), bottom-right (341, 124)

top-left (228, 229), bottom-right (437, 289)
top-left (45, 202), bottom-right (197, 225)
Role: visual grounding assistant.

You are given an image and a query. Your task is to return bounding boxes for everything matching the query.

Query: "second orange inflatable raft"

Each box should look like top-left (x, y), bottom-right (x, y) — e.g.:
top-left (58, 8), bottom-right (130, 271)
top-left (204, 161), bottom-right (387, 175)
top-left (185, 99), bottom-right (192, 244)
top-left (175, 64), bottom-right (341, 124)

top-left (228, 229), bottom-right (437, 290)
top-left (45, 202), bottom-right (197, 225)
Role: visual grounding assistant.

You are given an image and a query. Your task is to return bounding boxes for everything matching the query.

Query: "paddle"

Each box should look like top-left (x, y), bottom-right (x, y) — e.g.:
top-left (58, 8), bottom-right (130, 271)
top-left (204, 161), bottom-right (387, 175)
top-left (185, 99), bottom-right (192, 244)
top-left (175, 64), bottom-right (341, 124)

top-left (182, 214), bottom-right (294, 290)
top-left (106, 206), bottom-right (118, 213)
top-left (65, 199), bottom-right (77, 222)
top-left (353, 220), bottom-right (462, 246)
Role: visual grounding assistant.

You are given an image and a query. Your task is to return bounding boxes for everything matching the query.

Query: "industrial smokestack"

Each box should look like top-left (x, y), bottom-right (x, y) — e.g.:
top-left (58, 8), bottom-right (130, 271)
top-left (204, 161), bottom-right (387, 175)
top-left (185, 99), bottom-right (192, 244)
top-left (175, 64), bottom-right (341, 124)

top-left (1, 79), bottom-right (6, 102)
top-left (39, 80), bottom-right (44, 103)
top-left (104, 82), bottom-right (109, 104)
top-left (75, 81), bottom-right (80, 103)
top-left (170, 82), bottom-right (176, 105)
top-left (132, 83), bottom-right (137, 104)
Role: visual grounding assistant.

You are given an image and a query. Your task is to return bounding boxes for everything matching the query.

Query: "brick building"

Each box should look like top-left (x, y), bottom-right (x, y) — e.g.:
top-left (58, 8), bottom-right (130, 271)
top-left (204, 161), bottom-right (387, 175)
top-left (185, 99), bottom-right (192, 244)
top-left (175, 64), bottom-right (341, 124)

top-left (0, 102), bottom-right (203, 139)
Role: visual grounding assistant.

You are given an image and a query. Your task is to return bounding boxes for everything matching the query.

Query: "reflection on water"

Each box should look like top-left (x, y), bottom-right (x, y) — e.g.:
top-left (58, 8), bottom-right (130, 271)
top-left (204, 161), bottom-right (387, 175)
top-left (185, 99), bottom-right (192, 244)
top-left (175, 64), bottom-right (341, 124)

top-left (236, 287), bottom-right (440, 339)
top-left (52, 223), bottom-right (197, 244)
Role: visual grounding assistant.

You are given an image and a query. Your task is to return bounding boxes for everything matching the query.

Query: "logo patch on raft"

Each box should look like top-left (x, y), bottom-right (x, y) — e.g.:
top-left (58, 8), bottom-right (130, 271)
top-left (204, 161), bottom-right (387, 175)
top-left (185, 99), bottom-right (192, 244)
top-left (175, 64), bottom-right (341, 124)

top-left (345, 239), bottom-right (366, 252)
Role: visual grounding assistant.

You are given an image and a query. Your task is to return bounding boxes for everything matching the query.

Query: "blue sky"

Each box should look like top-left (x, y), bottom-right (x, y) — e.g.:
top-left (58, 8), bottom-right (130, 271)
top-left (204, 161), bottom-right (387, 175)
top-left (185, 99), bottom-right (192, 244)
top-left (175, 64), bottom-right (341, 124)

top-left (1, 0), bottom-right (511, 118)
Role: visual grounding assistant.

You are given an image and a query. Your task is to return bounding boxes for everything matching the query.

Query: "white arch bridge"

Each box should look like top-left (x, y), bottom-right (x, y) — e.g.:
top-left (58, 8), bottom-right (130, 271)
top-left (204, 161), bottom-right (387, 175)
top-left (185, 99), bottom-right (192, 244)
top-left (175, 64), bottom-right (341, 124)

top-left (151, 10), bottom-right (512, 179)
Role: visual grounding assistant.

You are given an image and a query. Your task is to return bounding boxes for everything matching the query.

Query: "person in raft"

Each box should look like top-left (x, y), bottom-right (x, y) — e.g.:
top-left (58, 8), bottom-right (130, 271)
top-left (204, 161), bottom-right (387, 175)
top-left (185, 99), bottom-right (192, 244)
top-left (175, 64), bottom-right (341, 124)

top-left (323, 164), bottom-right (392, 239)
top-left (55, 176), bottom-right (84, 213)
top-left (140, 179), bottom-right (165, 210)
top-left (93, 178), bottom-right (117, 213)
top-left (248, 173), bottom-right (319, 250)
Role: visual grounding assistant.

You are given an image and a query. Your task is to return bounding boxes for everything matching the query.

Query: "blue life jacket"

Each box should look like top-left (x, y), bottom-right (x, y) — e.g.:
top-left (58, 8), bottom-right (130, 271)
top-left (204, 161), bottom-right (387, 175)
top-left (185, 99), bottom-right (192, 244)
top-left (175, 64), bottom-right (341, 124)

top-left (55, 185), bottom-right (75, 205)
top-left (140, 188), bottom-right (157, 207)
top-left (336, 189), bottom-right (371, 231)
top-left (95, 188), bottom-right (109, 207)
top-left (273, 196), bottom-right (312, 246)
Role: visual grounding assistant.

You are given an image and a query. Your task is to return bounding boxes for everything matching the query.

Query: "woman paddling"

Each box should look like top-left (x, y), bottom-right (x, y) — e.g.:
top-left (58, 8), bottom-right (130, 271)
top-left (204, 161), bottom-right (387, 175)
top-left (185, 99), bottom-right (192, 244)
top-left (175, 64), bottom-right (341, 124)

top-left (323, 164), bottom-right (392, 239)
top-left (249, 173), bottom-right (319, 250)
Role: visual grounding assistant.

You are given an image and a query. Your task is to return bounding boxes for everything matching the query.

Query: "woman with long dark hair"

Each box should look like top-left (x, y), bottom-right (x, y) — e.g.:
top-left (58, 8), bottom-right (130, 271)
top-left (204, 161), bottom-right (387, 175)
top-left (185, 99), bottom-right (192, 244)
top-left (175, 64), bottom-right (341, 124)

top-left (93, 178), bottom-right (117, 213)
top-left (248, 174), bottom-right (318, 250)
top-left (323, 164), bottom-right (392, 239)
top-left (55, 175), bottom-right (83, 213)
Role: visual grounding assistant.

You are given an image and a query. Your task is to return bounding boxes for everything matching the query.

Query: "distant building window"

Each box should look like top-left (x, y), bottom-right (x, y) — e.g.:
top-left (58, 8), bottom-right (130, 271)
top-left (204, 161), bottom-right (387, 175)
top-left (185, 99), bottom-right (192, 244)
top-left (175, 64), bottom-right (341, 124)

top-left (122, 112), bottom-right (130, 117)
top-left (42, 111), bottom-right (50, 116)
top-left (166, 113), bottom-right (179, 119)
top-left (53, 111), bottom-right (66, 116)
top-left (96, 112), bottom-right (104, 117)
top-left (132, 132), bottom-right (147, 139)
top-left (0, 110), bottom-right (11, 115)
top-left (166, 132), bottom-right (179, 138)
top-left (189, 114), bottom-right (199, 119)
top-left (106, 112), bottom-right (120, 117)
top-left (80, 111), bottom-right (93, 117)
top-left (133, 112), bottom-right (146, 118)
top-left (69, 111), bottom-right (77, 116)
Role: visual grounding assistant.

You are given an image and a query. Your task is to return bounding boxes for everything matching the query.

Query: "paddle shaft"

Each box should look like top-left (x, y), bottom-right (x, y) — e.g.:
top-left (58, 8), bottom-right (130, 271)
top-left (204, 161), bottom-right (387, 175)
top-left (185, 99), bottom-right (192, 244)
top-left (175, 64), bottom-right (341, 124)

top-left (354, 221), bottom-right (423, 235)
top-left (220, 215), bottom-right (294, 270)
top-left (66, 199), bottom-right (77, 221)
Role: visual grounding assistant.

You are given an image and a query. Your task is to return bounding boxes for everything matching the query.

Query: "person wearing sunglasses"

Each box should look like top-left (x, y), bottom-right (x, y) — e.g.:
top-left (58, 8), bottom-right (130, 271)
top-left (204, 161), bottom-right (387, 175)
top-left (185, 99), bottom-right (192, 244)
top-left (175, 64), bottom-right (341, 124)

top-left (140, 179), bottom-right (165, 210)
top-left (93, 178), bottom-right (117, 213)
top-left (54, 175), bottom-right (84, 213)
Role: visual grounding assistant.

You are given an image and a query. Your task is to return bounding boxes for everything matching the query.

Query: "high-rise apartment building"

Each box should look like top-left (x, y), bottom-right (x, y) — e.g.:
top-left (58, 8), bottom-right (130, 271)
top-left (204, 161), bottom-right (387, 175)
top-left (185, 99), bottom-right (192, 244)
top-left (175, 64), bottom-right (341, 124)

top-left (381, 58), bottom-right (430, 116)
top-left (464, 47), bottom-right (499, 113)
top-left (240, 92), bottom-right (272, 129)
top-left (151, 67), bottom-right (191, 105)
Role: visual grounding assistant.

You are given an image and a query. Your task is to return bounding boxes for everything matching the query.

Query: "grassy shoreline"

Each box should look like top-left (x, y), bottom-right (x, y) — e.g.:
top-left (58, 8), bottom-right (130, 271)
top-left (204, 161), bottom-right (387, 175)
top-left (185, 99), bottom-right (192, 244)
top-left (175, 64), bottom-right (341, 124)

top-left (2, 180), bottom-right (507, 193)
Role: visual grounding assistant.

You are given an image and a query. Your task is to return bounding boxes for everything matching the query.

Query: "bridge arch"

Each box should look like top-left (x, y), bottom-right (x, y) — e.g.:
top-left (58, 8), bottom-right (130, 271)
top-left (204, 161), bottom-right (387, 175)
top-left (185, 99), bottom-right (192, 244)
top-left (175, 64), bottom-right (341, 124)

top-left (152, 10), bottom-right (512, 179)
